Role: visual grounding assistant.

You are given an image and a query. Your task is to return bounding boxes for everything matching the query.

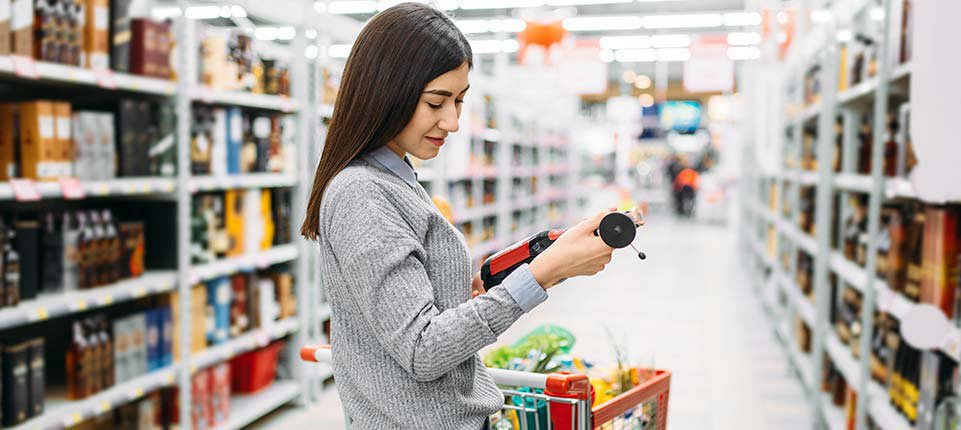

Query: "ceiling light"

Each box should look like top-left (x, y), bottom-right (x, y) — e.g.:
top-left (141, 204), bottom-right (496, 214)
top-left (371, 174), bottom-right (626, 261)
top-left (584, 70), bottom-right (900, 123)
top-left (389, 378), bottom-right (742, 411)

top-left (638, 93), bottom-right (655, 108)
top-left (599, 49), bottom-right (615, 63)
top-left (622, 70), bottom-right (637, 83)
top-left (727, 46), bottom-right (760, 60)
top-left (329, 44), bottom-right (352, 58)
top-left (230, 5), bottom-right (247, 17)
top-left (489, 18), bottom-right (526, 33)
top-left (599, 35), bottom-right (650, 50)
top-left (727, 32), bottom-right (761, 46)
top-left (723, 12), bottom-right (762, 26)
top-left (305, 45), bottom-right (319, 59)
top-left (643, 14), bottom-right (722, 29)
top-left (634, 75), bottom-right (652, 89)
top-left (313, 1), bottom-right (327, 13)
top-left (651, 34), bottom-right (691, 48)
top-left (615, 48), bottom-right (657, 63)
top-left (657, 48), bottom-right (690, 61)
top-left (150, 6), bottom-right (182, 20)
top-left (306, 29), bottom-right (318, 39)
top-left (547, 0), bottom-right (631, 5)
top-left (836, 29), bottom-right (853, 42)
top-left (184, 5), bottom-right (221, 19)
top-left (456, 19), bottom-right (490, 34)
top-left (869, 7), bottom-right (885, 21)
top-left (460, 0), bottom-right (545, 9)
top-left (563, 16), bottom-right (643, 32)
top-left (810, 9), bottom-right (833, 23)
top-left (470, 39), bottom-right (520, 54)
top-left (328, 1), bottom-right (377, 14)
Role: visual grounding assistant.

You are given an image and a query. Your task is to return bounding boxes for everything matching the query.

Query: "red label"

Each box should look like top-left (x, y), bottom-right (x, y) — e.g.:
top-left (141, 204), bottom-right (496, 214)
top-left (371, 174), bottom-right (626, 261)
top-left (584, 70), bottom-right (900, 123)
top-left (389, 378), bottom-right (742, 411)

top-left (94, 68), bottom-right (117, 89)
top-left (11, 55), bottom-right (39, 79)
top-left (489, 240), bottom-right (531, 276)
top-left (59, 177), bottom-right (86, 199)
top-left (10, 179), bottom-right (40, 201)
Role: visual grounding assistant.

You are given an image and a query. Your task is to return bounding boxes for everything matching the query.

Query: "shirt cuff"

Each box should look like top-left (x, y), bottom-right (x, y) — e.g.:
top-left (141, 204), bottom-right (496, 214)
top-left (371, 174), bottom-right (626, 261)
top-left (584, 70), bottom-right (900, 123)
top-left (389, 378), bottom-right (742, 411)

top-left (501, 264), bottom-right (548, 313)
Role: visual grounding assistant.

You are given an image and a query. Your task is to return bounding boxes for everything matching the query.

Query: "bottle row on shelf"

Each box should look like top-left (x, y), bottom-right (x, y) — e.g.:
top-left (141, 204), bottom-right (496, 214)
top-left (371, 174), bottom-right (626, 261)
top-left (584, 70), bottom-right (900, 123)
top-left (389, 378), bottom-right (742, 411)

top-left (0, 207), bottom-right (145, 309)
top-left (190, 188), bottom-right (293, 266)
top-left (190, 106), bottom-right (295, 178)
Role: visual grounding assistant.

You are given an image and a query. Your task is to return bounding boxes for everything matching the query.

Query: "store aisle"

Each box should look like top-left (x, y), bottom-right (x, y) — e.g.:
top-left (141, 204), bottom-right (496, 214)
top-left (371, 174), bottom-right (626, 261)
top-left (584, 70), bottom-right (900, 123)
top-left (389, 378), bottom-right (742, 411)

top-left (258, 207), bottom-right (816, 430)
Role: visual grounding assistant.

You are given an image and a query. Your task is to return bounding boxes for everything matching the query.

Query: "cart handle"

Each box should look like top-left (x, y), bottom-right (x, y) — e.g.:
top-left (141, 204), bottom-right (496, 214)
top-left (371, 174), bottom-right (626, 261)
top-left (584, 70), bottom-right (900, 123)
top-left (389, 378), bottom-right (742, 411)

top-left (300, 344), bottom-right (591, 400)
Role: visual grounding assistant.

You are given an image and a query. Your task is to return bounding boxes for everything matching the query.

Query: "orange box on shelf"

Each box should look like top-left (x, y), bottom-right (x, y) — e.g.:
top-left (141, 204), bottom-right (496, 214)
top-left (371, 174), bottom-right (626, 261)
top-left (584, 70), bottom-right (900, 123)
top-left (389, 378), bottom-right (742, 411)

top-left (225, 190), bottom-right (244, 257)
top-left (0, 104), bottom-right (18, 180)
top-left (18, 101), bottom-right (58, 181)
top-left (53, 102), bottom-right (72, 178)
top-left (82, 0), bottom-right (109, 69)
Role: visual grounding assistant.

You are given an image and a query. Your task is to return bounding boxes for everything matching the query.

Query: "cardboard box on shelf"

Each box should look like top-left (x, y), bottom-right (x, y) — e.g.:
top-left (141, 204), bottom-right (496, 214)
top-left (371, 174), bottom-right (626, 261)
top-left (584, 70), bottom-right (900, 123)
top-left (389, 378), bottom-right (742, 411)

top-left (18, 100), bottom-right (57, 181)
top-left (53, 102), bottom-right (72, 178)
top-left (10, 0), bottom-right (31, 56)
top-left (83, 0), bottom-right (109, 69)
top-left (0, 104), bottom-right (19, 180)
top-left (0, 0), bottom-right (10, 56)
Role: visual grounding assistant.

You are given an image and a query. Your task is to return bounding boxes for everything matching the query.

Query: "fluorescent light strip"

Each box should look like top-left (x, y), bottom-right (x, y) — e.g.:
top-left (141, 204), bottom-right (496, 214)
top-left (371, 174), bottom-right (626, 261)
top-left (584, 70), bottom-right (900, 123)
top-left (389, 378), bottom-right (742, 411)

top-left (727, 46), bottom-right (760, 60)
top-left (657, 48), bottom-right (690, 61)
top-left (644, 14), bottom-right (722, 29)
top-left (563, 16), bottom-right (643, 31)
top-left (547, 0), bottom-right (632, 5)
top-left (727, 31), bottom-right (761, 46)
top-left (456, 19), bottom-right (490, 34)
top-left (651, 34), bottom-right (691, 48)
top-left (329, 44), bottom-right (352, 59)
top-left (599, 49), bottom-right (615, 63)
top-left (151, 6), bottom-right (182, 20)
top-left (723, 12), bottom-right (762, 26)
top-left (810, 9), bottom-right (833, 24)
top-left (255, 26), bottom-right (296, 41)
top-left (460, 0), bottom-right (545, 9)
top-left (184, 5), bottom-right (221, 19)
top-left (615, 48), bottom-right (657, 62)
top-left (599, 35), bottom-right (651, 50)
top-left (490, 19), bottom-right (526, 33)
top-left (455, 18), bottom-right (526, 34)
top-left (470, 39), bottom-right (520, 54)
top-left (328, 1), bottom-right (378, 14)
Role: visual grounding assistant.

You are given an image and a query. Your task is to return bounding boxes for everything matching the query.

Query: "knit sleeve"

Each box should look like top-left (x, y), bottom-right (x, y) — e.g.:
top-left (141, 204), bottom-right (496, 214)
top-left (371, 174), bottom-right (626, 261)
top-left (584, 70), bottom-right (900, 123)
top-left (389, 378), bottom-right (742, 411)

top-left (323, 182), bottom-right (535, 382)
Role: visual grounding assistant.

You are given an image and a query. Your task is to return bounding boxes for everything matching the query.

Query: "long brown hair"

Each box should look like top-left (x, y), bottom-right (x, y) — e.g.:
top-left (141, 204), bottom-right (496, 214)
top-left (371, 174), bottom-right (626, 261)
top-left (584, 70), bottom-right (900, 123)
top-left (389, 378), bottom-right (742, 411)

top-left (301, 3), bottom-right (473, 240)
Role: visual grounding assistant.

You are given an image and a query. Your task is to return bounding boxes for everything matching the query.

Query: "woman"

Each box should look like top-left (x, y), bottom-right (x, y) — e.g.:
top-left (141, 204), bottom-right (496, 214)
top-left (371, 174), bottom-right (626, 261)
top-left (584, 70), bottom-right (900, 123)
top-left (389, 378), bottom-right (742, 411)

top-left (301, 3), bottom-right (616, 428)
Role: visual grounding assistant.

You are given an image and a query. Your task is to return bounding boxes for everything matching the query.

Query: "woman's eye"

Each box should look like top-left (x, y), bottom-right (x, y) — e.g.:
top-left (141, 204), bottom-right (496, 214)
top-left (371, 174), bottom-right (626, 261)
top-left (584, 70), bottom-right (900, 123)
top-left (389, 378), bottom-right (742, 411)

top-left (427, 103), bottom-right (442, 109)
top-left (454, 99), bottom-right (464, 105)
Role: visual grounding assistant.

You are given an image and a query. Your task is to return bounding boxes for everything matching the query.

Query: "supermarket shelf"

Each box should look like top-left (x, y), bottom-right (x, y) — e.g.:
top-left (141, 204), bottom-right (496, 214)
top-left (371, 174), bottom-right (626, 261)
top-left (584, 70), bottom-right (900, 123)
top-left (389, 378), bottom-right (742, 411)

top-left (315, 304), bottom-right (332, 324)
top-left (819, 395), bottom-right (846, 430)
top-left (11, 366), bottom-right (178, 430)
top-left (834, 174), bottom-right (917, 200)
top-left (471, 239), bottom-right (503, 257)
top-left (189, 173), bottom-right (297, 193)
top-left (219, 381), bottom-right (301, 430)
top-left (536, 190), bottom-right (569, 205)
top-left (776, 320), bottom-right (816, 389)
top-left (867, 383), bottom-right (913, 430)
top-left (511, 166), bottom-right (537, 177)
top-left (0, 271), bottom-right (177, 331)
top-left (0, 177), bottom-right (176, 201)
top-left (318, 104), bottom-right (335, 118)
top-left (779, 273), bottom-right (816, 327)
top-left (191, 85), bottom-right (298, 112)
top-left (453, 204), bottom-right (498, 223)
top-left (0, 56), bottom-right (177, 95)
top-left (193, 318), bottom-right (300, 371)
top-left (778, 219), bottom-right (818, 255)
top-left (837, 63), bottom-right (912, 107)
top-left (190, 245), bottom-right (299, 283)
top-left (829, 251), bottom-right (961, 362)
top-left (785, 170), bottom-right (818, 186)
top-left (750, 235), bottom-right (776, 268)
top-left (801, 103), bottom-right (821, 123)
top-left (825, 332), bottom-right (861, 389)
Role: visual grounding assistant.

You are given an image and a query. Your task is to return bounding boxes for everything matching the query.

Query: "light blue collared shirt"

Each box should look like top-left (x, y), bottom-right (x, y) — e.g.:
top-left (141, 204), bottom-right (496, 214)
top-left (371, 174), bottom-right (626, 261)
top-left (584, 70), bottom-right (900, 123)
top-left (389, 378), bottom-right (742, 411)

top-left (363, 145), bottom-right (547, 312)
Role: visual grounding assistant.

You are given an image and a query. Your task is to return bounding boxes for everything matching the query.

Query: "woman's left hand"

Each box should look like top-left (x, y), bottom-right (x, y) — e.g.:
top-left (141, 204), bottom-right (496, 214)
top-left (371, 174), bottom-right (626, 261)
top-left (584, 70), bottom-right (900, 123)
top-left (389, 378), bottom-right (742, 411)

top-left (471, 272), bottom-right (484, 298)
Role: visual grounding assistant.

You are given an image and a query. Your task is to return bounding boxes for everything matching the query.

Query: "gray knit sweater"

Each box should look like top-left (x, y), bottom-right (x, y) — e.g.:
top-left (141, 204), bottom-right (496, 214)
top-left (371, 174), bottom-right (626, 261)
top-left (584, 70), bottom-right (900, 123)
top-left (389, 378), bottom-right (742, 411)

top-left (319, 159), bottom-right (539, 429)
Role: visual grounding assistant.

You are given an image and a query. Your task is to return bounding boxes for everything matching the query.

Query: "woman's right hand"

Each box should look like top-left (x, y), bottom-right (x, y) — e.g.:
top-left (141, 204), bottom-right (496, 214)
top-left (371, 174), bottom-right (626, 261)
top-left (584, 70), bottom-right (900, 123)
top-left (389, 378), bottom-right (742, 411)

top-left (528, 208), bottom-right (617, 289)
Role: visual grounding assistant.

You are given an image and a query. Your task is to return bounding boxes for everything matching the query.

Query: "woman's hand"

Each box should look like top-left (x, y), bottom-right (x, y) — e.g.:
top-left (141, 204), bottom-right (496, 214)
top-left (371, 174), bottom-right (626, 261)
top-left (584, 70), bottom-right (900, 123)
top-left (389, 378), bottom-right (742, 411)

top-left (471, 272), bottom-right (484, 298)
top-left (528, 208), bottom-right (617, 289)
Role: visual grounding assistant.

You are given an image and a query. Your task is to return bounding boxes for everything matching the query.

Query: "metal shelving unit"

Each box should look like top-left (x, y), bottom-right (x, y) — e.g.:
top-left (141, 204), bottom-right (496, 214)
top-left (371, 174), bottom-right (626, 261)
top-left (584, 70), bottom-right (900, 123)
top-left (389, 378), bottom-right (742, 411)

top-left (740, 1), bottom-right (960, 429)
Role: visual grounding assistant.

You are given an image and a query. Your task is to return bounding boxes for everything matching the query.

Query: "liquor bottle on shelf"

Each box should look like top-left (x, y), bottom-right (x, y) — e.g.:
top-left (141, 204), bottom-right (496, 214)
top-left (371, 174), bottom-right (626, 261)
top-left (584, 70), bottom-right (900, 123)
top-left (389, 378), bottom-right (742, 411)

top-left (101, 210), bottom-right (121, 284)
top-left (88, 211), bottom-right (106, 287)
top-left (883, 113), bottom-right (900, 177)
top-left (857, 116), bottom-right (873, 175)
top-left (67, 320), bottom-right (89, 400)
top-left (3, 225), bottom-right (20, 307)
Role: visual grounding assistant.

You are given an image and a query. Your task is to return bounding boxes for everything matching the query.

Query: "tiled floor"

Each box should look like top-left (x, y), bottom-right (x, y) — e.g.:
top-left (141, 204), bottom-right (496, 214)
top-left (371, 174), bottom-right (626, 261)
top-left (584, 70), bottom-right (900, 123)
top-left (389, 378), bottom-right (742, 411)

top-left (253, 201), bottom-right (817, 429)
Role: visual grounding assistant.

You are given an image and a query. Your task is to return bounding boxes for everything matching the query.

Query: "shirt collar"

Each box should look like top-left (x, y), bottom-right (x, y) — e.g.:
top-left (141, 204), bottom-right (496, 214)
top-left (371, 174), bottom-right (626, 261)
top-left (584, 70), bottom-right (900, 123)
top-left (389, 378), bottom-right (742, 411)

top-left (364, 145), bottom-right (419, 188)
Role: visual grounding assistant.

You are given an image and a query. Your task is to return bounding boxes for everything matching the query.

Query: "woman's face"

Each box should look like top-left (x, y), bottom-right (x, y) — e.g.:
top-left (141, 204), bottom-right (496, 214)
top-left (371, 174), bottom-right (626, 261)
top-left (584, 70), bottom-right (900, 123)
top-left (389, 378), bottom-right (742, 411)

top-left (386, 62), bottom-right (470, 160)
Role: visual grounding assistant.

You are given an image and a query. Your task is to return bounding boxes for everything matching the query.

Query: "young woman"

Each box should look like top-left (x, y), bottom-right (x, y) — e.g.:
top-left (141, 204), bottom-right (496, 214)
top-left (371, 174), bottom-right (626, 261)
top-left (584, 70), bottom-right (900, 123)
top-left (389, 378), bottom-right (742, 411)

top-left (302, 3), bottom-right (616, 428)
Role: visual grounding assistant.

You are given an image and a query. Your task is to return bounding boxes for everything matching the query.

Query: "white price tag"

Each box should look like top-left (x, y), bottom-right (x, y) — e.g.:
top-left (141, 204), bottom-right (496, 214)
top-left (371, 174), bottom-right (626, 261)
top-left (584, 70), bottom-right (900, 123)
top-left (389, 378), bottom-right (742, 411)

top-left (39, 116), bottom-right (55, 139)
top-left (94, 6), bottom-right (108, 29)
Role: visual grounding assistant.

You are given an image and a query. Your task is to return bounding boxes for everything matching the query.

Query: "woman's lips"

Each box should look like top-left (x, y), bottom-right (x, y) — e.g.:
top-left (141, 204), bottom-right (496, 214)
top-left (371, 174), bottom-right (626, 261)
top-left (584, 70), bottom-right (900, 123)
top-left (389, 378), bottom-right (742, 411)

top-left (426, 137), bottom-right (445, 147)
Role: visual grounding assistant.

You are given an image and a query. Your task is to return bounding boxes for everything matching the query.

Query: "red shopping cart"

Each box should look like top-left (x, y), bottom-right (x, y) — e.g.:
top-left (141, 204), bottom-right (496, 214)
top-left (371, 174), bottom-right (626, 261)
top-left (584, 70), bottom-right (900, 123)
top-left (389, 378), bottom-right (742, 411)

top-left (300, 345), bottom-right (671, 430)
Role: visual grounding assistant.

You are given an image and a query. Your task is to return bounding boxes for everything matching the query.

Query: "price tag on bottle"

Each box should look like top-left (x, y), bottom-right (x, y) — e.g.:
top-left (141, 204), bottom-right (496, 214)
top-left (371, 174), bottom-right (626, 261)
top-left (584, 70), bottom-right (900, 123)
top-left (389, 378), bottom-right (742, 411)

top-left (59, 177), bottom-right (86, 200)
top-left (10, 179), bottom-right (40, 201)
top-left (11, 55), bottom-right (39, 79)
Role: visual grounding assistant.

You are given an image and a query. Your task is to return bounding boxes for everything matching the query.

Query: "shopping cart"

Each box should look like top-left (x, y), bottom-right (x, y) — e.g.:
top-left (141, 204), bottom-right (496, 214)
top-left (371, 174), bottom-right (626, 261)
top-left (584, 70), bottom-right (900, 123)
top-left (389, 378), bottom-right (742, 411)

top-left (300, 345), bottom-right (672, 430)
